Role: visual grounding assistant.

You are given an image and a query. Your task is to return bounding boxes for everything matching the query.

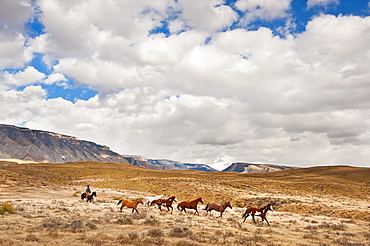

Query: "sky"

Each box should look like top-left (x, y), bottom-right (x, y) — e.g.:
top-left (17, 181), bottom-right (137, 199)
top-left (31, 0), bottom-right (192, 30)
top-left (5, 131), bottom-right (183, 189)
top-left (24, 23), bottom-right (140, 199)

top-left (1, 0), bottom-right (370, 170)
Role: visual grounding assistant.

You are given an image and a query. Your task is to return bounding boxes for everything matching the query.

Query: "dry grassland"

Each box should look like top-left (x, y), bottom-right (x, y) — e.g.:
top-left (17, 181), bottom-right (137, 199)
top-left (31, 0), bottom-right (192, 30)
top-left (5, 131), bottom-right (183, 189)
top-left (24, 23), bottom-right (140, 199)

top-left (1, 161), bottom-right (369, 245)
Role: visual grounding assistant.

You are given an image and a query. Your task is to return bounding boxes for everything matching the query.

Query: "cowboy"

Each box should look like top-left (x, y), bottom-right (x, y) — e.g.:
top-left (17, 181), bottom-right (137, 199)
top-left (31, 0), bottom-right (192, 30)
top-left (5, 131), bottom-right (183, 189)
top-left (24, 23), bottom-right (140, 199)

top-left (85, 185), bottom-right (91, 198)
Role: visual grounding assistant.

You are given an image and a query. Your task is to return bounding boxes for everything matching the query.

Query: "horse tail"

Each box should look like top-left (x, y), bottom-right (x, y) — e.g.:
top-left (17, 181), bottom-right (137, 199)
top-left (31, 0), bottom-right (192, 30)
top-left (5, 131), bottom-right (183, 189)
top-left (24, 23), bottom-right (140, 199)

top-left (117, 200), bottom-right (123, 205)
top-left (204, 203), bottom-right (209, 210)
top-left (177, 203), bottom-right (181, 211)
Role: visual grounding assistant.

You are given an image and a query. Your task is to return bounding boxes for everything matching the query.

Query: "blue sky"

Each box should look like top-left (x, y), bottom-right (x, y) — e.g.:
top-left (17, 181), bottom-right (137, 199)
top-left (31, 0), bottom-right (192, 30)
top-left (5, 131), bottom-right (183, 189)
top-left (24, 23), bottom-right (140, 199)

top-left (1, 0), bottom-right (370, 169)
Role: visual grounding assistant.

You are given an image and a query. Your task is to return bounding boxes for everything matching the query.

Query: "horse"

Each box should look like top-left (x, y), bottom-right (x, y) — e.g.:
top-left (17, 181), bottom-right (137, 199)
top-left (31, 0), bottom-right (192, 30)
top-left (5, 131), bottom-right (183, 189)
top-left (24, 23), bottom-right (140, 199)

top-left (204, 201), bottom-right (232, 218)
top-left (150, 196), bottom-right (177, 213)
top-left (117, 198), bottom-right (144, 213)
top-left (177, 197), bottom-right (204, 216)
top-left (81, 191), bottom-right (97, 202)
top-left (242, 203), bottom-right (273, 226)
top-left (143, 194), bottom-right (166, 206)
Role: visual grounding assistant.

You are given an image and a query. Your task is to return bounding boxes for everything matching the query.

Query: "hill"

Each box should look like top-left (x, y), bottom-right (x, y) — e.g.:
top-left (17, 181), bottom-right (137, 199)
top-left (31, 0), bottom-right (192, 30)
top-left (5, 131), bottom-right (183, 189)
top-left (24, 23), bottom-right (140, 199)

top-left (1, 160), bottom-right (368, 201)
top-left (223, 162), bottom-right (296, 173)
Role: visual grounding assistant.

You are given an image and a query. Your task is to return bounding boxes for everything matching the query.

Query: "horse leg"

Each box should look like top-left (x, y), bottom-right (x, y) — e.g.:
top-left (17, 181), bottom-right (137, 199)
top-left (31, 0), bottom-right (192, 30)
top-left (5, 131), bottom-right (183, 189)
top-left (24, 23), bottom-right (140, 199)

top-left (261, 215), bottom-right (270, 226)
top-left (252, 214), bottom-right (257, 224)
top-left (242, 211), bottom-right (249, 222)
top-left (219, 212), bottom-right (223, 218)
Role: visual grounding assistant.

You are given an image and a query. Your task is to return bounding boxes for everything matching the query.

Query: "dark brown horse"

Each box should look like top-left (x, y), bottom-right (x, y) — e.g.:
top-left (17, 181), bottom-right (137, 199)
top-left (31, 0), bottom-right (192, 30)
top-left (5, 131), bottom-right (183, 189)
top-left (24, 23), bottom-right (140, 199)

top-left (204, 201), bottom-right (232, 218)
top-left (177, 197), bottom-right (204, 215)
top-left (150, 196), bottom-right (177, 213)
top-left (117, 198), bottom-right (144, 213)
top-left (81, 191), bottom-right (97, 202)
top-left (242, 203), bottom-right (273, 226)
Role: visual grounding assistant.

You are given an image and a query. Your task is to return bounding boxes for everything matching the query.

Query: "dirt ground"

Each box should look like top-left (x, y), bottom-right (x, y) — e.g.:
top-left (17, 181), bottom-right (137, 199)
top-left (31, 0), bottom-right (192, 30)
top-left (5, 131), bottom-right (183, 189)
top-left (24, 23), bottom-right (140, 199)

top-left (1, 182), bottom-right (369, 246)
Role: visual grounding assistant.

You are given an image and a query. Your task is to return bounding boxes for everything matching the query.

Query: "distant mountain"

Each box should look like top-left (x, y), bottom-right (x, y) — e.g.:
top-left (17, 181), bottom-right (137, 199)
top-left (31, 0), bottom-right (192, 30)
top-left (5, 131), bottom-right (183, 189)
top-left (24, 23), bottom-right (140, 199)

top-left (223, 162), bottom-right (297, 173)
top-left (147, 159), bottom-right (219, 172)
top-left (184, 163), bottom-right (218, 172)
top-left (0, 124), bottom-right (156, 168)
top-left (147, 159), bottom-right (188, 170)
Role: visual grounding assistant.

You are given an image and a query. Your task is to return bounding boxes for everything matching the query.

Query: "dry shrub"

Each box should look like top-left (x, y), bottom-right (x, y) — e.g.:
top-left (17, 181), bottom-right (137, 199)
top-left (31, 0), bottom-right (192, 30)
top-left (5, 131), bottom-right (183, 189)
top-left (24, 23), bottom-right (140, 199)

top-left (117, 232), bottom-right (140, 244)
top-left (0, 202), bottom-right (15, 215)
top-left (319, 222), bottom-right (347, 230)
top-left (115, 214), bottom-right (134, 225)
top-left (70, 219), bottom-right (84, 232)
top-left (148, 228), bottom-right (164, 237)
top-left (144, 215), bottom-right (160, 226)
top-left (41, 218), bottom-right (67, 230)
top-left (86, 221), bottom-right (97, 229)
top-left (170, 226), bottom-right (193, 238)
top-left (25, 234), bottom-right (39, 242)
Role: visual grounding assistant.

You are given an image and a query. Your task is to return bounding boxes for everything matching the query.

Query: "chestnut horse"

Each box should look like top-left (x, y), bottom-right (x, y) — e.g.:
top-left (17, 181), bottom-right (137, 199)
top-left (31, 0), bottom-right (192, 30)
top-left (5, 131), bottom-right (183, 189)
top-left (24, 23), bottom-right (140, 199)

top-left (204, 201), bottom-right (232, 218)
top-left (81, 191), bottom-right (97, 202)
top-left (150, 196), bottom-right (177, 213)
top-left (242, 203), bottom-right (273, 226)
top-left (117, 198), bottom-right (144, 213)
top-left (177, 197), bottom-right (204, 215)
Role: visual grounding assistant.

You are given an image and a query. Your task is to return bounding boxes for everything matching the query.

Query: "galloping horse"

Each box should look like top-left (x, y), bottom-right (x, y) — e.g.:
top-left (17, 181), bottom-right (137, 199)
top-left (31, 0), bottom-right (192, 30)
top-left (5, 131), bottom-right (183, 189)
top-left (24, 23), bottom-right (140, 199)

top-left (150, 196), bottom-right (177, 213)
top-left (117, 198), bottom-right (144, 213)
top-left (204, 201), bottom-right (232, 218)
top-left (177, 197), bottom-right (204, 216)
top-left (242, 203), bottom-right (273, 226)
top-left (81, 191), bottom-right (97, 202)
top-left (143, 195), bottom-right (166, 206)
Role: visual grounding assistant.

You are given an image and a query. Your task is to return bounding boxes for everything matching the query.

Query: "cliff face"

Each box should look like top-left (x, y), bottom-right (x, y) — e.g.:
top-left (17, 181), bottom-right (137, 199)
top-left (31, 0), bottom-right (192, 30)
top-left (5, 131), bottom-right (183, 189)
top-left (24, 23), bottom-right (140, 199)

top-left (0, 124), bottom-right (130, 164)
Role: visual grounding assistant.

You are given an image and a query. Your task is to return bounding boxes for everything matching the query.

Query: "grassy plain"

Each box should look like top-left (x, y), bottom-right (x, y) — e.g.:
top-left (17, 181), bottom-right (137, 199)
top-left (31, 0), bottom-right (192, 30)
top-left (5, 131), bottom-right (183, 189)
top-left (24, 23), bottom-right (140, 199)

top-left (1, 161), bottom-right (369, 245)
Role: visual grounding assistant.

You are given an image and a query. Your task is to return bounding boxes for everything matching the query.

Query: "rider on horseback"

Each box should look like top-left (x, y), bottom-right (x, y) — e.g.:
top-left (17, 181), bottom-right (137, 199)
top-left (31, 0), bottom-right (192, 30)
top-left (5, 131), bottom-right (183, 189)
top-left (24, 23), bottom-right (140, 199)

top-left (86, 185), bottom-right (91, 196)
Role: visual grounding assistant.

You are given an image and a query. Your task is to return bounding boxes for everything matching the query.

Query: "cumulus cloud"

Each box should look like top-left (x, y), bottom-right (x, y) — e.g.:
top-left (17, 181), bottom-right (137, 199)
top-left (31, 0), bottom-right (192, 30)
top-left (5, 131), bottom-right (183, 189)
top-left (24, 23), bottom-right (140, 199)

top-left (307, 0), bottom-right (339, 8)
top-left (235, 0), bottom-right (292, 24)
top-left (0, 0), bottom-right (370, 168)
top-left (0, 0), bottom-right (33, 31)
top-left (1, 66), bottom-right (45, 87)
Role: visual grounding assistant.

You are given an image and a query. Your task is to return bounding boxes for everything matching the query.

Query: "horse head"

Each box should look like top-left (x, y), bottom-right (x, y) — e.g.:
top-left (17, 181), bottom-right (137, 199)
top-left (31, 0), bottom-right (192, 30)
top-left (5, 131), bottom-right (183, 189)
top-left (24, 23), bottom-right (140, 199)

top-left (226, 201), bottom-right (232, 209)
top-left (91, 191), bottom-right (97, 197)
top-left (136, 198), bottom-right (144, 205)
top-left (198, 197), bottom-right (204, 204)
top-left (265, 204), bottom-right (273, 212)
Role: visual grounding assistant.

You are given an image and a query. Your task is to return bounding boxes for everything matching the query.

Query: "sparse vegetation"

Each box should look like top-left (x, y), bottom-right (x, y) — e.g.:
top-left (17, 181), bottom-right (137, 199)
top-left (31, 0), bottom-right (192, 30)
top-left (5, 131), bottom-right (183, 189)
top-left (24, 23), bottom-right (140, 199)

top-left (0, 202), bottom-right (15, 215)
top-left (1, 161), bottom-right (369, 245)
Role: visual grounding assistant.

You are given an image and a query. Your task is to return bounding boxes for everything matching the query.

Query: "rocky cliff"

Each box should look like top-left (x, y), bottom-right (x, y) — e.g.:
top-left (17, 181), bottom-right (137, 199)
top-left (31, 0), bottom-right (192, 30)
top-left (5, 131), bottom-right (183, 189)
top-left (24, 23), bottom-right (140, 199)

top-left (0, 124), bottom-right (132, 164)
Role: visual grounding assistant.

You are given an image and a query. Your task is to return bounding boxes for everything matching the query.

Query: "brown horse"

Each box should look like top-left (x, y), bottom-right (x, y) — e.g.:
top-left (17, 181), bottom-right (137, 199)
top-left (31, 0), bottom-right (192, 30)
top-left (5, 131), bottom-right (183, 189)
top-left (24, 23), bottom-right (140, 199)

top-left (242, 203), bottom-right (273, 226)
top-left (177, 197), bottom-right (204, 215)
top-left (204, 201), bottom-right (232, 218)
top-left (150, 196), bottom-right (177, 213)
top-left (117, 198), bottom-right (144, 213)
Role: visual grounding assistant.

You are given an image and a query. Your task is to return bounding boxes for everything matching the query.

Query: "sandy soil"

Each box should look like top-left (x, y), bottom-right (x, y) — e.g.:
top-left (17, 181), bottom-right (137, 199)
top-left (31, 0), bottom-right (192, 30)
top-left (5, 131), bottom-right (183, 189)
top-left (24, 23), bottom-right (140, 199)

top-left (1, 182), bottom-right (369, 246)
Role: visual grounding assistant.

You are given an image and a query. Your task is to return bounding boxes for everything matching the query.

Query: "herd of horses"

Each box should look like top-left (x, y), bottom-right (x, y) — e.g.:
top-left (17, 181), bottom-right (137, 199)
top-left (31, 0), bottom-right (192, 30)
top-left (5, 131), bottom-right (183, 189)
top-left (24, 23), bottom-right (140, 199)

top-left (82, 192), bottom-right (274, 225)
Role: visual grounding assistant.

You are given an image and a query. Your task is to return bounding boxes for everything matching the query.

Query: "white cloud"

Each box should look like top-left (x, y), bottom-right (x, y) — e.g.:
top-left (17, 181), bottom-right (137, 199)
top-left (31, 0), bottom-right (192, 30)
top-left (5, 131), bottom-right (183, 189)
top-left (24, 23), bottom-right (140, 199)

top-left (307, 0), bottom-right (339, 8)
top-left (0, 31), bottom-right (32, 69)
top-left (1, 66), bottom-right (45, 87)
top-left (1, 1), bottom-right (370, 169)
top-left (0, 0), bottom-right (33, 31)
top-left (235, 0), bottom-right (292, 24)
top-left (177, 0), bottom-right (238, 32)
